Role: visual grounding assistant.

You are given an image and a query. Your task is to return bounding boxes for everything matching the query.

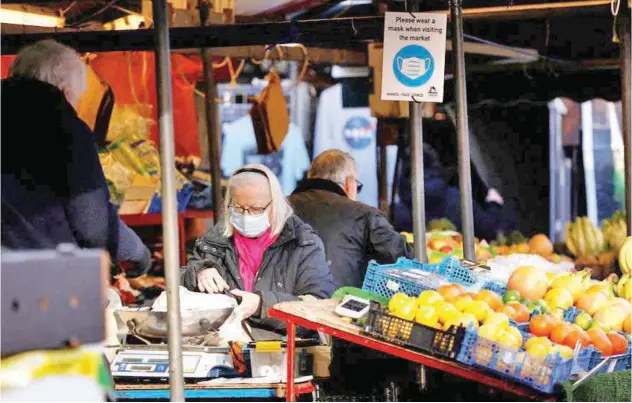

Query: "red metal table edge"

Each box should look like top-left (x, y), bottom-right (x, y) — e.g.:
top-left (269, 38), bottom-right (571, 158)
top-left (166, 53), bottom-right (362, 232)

top-left (268, 307), bottom-right (556, 403)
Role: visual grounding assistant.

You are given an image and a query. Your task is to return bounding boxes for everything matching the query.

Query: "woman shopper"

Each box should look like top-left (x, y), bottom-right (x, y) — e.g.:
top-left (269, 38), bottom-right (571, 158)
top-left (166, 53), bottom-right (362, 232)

top-left (181, 164), bottom-right (334, 337)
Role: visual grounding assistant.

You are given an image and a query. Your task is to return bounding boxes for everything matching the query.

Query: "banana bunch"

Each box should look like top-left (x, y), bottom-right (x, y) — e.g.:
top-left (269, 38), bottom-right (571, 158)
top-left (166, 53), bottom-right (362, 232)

top-left (619, 236), bottom-right (632, 275)
top-left (565, 217), bottom-right (606, 258)
top-left (602, 211), bottom-right (628, 252)
top-left (616, 273), bottom-right (632, 301)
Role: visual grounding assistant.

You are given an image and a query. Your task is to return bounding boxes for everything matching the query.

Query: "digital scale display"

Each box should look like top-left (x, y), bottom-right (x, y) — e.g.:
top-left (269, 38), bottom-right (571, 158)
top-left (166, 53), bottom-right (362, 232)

top-left (115, 354), bottom-right (201, 374)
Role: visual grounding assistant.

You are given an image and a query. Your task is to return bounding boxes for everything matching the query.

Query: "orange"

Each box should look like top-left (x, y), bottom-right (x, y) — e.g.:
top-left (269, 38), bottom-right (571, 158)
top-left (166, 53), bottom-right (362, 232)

top-left (550, 323), bottom-right (574, 346)
top-left (529, 314), bottom-right (555, 338)
top-left (500, 304), bottom-right (518, 321)
top-left (437, 284), bottom-right (465, 301)
top-left (508, 302), bottom-right (530, 323)
top-left (563, 326), bottom-right (592, 349)
top-left (587, 328), bottom-right (613, 356)
top-left (607, 332), bottom-right (629, 355)
top-left (475, 290), bottom-right (504, 312)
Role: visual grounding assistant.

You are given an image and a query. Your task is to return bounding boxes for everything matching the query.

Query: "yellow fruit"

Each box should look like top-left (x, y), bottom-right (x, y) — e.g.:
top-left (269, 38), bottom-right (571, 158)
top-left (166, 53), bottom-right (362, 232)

top-left (436, 303), bottom-right (459, 324)
top-left (459, 313), bottom-right (479, 328)
top-left (453, 295), bottom-right (474, 312)
top-left (550, 308), bottom-right (565, 321)
top-left (464, 300), bottom-right (491, 322)
top-left (550, 344), bottom-right (574, 359)
top-left (550, 273), bottom-right (583, 302)
top-left (389, 292), bottom-right (411, 314)
top-left (484, 312), bottom-right (511, 330)
top-left (415, 305), bottom-right (439, 328)
top-left (544, 288), bottom-right (574, 310)
top-left (498, 328), bottom-right (522, 349)
top-left (527, 342), bottom-right (551, 358)
top-left (505, 326), bottom-right (524, 348)
top-left (416, 290), bottom-right (445, 308)
top-left (393, 298), bottom-right (417, 321)
top-left (593, 306), bottom-right (628, 332)
top-left (479, 324), bottom-right (501, 342)
top-left (525, 336), bottom-right (551, 351)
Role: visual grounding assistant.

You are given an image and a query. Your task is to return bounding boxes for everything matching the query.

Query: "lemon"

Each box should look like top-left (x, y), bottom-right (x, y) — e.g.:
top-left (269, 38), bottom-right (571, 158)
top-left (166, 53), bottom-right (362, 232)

top-left (415, 305), bottom-right (439, 328)
top-left (524, 336), bottom-right (551, 351)
top-left (389, 292), bottom-right (411, 314)
top-left (436, 303), bottom-right (459, 324)
top-left (393, 298), bottom-right (417, 321)
top-left (497, 329), bottom-right (522, 349)
top-left (550, 344), bottom-right (574, 359)
top-left (416, 290), bottom-right (445, 308)
top-left (505, 326), bottom-right (524, 348)
top-left (459, 313), bottom-right (479, 328)
top-left (527, 342), bottom-right (551, 358)
top-left (478, 324), bottom-right (501, 342)
top-left (484, 312), bottom-right (511, 330)
top-left (453, 295), bottom-right (473, 312)
top-left (464, 300), bottom-right (491, 322)
top-left (544, 288), bottom-right (574, 310)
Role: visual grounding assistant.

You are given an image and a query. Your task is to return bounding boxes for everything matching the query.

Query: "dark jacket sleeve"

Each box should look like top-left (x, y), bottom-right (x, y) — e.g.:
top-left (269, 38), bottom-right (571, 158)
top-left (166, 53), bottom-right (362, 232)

top-left (367, 211), bottom-right (415, 261)
top-left (256, 236), bottom-right (334, 320)
top-left (180, 240), bottom-right (225, 290)
top-left (64, 111), bottom-right (149, 269)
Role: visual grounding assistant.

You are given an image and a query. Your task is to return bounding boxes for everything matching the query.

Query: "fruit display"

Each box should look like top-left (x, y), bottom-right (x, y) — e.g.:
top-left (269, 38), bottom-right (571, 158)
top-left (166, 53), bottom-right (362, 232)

top-left (427, 218), bottom-right (457, 232)
top-left (400, 231), bottom-right (496, 263)
top-left (602, 211), bottom-right (628, 252)
top-left (565, 217), bottom-right (606, 258)
top-left (619, 236), bottom-right (632, 275)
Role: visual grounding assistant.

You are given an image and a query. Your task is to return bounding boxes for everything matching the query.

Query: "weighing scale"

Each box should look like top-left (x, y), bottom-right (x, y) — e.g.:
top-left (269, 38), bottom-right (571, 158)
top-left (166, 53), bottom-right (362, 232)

top-left (110, 344), bottom-right (236, 381)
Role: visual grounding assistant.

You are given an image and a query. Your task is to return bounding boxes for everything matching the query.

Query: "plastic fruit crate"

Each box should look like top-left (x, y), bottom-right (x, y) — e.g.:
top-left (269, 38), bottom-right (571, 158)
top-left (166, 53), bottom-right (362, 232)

top-left (361, 256), bottom-right (483, 300)
top-left (456, 326), bottom-right (593, 394)
top-left (362, 302), bottom-right (466, 360)
top-left (586, 333), bottom-right (632, 374)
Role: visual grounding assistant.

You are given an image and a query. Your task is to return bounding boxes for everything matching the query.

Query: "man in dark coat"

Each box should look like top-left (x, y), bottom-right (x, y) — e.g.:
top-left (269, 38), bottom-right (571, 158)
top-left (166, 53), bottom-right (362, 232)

top-left (393, 143), bottom-right (510, 241)
top-left (289, 149), bottom-right (414, 289)
top-left (289, 149), bottom-right (415, 395)
top-left (1, 40), bottom-right (150, 276)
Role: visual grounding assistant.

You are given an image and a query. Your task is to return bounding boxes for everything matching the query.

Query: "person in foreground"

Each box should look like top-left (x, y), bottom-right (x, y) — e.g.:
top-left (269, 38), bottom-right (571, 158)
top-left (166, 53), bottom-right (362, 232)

top-left (181, 164), bottom-right (334, 336)
top-left (1, 39), bottom-right (151, 277)
top-left (289, 149), bottom-right (414, 289)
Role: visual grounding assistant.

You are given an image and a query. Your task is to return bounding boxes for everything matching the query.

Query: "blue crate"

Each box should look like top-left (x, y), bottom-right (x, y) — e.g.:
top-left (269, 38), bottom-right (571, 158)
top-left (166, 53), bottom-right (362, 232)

top-left (361, 256), bottom-right (483, 300)
top-left (146, 185), bottom-right (193, 213)
top-left (456, 325), bottom-right (592, 394)
top-left (481, 280), bottom-right (507, 296)
top-left (586, 333), bottom-right (632, 374)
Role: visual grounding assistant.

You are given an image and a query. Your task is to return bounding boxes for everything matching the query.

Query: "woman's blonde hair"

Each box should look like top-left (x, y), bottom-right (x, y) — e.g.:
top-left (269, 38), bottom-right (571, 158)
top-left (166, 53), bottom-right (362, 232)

top-left (222, 164), bottom-right (293, 238)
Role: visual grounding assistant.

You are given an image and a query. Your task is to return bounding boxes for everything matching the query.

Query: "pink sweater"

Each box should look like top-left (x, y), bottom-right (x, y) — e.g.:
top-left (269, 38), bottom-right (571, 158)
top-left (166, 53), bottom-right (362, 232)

top-left (233, 229), bottom-right (279, 291)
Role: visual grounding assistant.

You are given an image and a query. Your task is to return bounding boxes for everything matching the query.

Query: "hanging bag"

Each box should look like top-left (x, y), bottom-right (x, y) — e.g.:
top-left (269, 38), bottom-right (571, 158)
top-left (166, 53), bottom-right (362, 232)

top-left (249, 70), bottom-right (289, 155)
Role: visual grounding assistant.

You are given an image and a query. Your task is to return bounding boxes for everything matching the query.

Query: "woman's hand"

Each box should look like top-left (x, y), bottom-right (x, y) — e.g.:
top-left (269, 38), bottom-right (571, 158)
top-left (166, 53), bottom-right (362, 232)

top-left (230, 289), bottom-right (262, 319)
top-left (197, 268), bottom-right (230, 293)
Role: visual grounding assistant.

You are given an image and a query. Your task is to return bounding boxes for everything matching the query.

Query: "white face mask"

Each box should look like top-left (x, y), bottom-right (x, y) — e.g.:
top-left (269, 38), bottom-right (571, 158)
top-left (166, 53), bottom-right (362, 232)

top-left (230, 210), bottom-right (270, 238)
top-left (396, 57), bottom-right (432, 80)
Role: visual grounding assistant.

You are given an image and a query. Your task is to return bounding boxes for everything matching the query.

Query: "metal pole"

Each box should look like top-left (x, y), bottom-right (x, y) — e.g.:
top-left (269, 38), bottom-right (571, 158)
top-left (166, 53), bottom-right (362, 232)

top-left (450, 0), bottom-right (476, 260)
top-left (618, 13), bottom-right (632, 236)
top-left (407, 0), bottom-right (427, 263)
top-left (199, 0), bottom-right (224, 222)
top-left (151, 0), bottom-right (185, 400)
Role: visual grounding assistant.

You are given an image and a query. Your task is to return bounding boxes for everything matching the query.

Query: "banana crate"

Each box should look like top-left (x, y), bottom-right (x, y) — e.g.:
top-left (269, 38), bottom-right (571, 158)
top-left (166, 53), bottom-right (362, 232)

top-left (456, 325), bottom-right (593, 394)
top-left (363, 301), bottom-right (466, 360)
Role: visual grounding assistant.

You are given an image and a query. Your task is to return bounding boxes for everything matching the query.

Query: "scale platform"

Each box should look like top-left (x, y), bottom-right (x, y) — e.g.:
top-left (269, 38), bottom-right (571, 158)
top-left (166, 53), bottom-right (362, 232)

top-left (110, 344), bottom-right (236, 382)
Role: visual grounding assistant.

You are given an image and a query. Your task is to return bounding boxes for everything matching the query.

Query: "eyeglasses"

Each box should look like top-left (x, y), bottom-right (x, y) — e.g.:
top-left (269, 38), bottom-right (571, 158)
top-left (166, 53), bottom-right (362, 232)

top-left (229, 202), bottom-right (271, 216)
top-left (355, 179), bottom-right (364, 193)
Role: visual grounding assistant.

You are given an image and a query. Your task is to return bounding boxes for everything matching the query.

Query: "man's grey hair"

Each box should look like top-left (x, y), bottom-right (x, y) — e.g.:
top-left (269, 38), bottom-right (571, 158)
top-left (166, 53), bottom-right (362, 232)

top-left (10, 39), bottom-right (87, 106)
top-left (307, 149), bottom-right (357, 184)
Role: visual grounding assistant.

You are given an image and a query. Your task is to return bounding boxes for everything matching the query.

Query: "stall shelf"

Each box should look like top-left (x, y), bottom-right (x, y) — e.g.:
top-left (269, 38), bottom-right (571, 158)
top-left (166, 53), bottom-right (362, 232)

top-left (114, 380), bottom-right (315, 401)
top-left (268, 299), bottom-right (556, 403)
top-left (120, 209), bottom-right (213, 265)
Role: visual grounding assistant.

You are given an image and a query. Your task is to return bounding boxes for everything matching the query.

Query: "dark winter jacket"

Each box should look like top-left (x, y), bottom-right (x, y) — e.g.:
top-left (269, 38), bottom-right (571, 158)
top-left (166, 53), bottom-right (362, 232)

top-left (289, 179), bottom-right (414, 288)
top-left (393, 143), bottom-right (505, 241)
top-left (180, 215), bottom-right (334, 335)
top-left (1, 77), bottom-right (150, 276)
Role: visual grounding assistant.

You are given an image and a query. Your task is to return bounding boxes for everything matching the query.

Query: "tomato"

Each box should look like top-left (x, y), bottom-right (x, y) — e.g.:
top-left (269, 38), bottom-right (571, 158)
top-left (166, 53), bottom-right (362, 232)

top-left (563, 326), bottom-right (592, 349)
top-left (607, 332), bottom-right (629, 355)
top-left (587, 328), bottom-right (613, 356)
top-left (529, 314), bottom-right (555, 338)
top-left (508, 302), bottom-right (531, 323)
top-left (550, 323), bottom-right (573, 345)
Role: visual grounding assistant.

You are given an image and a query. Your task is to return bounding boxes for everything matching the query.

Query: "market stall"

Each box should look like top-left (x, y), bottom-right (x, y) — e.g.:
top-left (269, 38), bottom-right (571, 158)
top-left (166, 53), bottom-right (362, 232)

top-left (1, 0), bottom-right (631, 401)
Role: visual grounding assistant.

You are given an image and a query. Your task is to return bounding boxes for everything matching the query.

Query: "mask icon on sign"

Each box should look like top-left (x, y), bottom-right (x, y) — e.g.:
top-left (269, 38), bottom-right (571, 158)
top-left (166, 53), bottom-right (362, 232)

top-left (396, 56), bottom-right (432, 80)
